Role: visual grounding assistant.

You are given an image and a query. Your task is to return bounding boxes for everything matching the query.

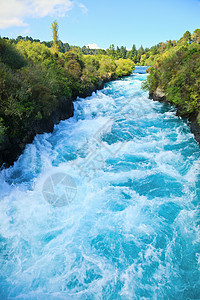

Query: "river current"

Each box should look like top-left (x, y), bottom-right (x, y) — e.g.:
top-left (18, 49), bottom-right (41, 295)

top-left (0, 67), bottom-right (199, 299)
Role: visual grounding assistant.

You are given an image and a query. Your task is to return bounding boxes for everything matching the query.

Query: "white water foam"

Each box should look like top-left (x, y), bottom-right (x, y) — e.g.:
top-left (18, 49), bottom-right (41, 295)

top-left (0, 71), bottom-right (199, 299)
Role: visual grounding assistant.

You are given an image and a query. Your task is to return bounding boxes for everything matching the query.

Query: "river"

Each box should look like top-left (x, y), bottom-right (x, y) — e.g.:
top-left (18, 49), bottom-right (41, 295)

top-left (0, 67), bottom-right (199, 299)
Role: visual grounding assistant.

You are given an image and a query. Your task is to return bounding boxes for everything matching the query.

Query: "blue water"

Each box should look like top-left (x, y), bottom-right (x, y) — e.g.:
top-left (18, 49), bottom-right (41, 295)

top-left (0, 67), bottom-right (200, 299)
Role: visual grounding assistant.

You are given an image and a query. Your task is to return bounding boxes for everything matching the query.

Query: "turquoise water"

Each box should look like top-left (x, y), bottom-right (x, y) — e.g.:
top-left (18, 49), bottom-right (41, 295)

top-left (0, 67), bottom-right (200, 299)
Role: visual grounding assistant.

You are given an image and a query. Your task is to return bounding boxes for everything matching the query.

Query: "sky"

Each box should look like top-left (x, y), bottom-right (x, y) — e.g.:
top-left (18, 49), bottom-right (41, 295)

top-left (0, 0), bottom-right (200, 49)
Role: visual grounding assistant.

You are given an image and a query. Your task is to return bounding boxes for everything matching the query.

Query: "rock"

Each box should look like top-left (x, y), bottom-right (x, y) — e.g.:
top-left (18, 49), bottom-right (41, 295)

top-left (190, 116), bottom-right (200, 144)
top-left (149, 87), bottom-right (166, 102)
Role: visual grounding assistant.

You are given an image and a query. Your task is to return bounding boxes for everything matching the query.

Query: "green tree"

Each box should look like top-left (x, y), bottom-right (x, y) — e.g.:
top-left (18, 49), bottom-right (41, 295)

top-left (192, 29), bottom-right (200, 43)
top-left (120, 46), bottom-right (127, 59)
top-left (116, 46), bottom-right (121, 59)
top-left (183, 30), bottom-right (191, 42)
top-left (107, 44), bottom-right (116, 58)
top-left (183, 31), bottom-right (191, 43)
top-left (128, 44), bottom-right (137, 60)
top-left (167, 40), bottom-right (174, 49)
top-left (52, 20), bottom-right (59, 55)
top-left (0, 38), bottom-right (27, 69)
top-left (138, 45), bottom-right (145, 56)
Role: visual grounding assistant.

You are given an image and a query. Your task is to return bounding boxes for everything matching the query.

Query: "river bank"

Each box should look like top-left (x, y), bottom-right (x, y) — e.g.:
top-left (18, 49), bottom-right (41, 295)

top-left (0, 81), bottom-right (104, 169)
top-left (0, 74), bottom-right (130, 169)
top-left (143, 39), bottom-right (200, 146)
top-left (149, 88), bottom-right (200, 144)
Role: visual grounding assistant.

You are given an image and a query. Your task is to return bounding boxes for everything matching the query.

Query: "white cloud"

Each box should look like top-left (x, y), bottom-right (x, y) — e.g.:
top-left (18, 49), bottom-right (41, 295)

top-left (31, 0), bottom-right (74, 18)
top-left (0, 0), bottom-right (28, 28)
top-left (87, 43), bottom-right (99, 49)
top-left (21, 27), bottom-right (31, 35)
top-left (0, 0), bottom-right (74, 29)
top-left (78, 3), bottom-right (88, 14)
top-left (0, 18), bottom-right (27, 29)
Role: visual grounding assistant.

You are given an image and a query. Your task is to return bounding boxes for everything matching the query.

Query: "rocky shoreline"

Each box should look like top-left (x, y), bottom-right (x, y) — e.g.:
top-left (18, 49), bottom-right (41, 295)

top-left (149, 88), bottom-right (200, 144)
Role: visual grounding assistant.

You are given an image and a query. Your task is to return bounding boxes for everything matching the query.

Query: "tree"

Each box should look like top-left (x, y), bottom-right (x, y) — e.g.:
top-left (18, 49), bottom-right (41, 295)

top-left (128, 44), bottom-right (137, 60)
top-left (183, 31), bottom-right (191, 43)
top-left (0, 38), bottom-right (27, 69)
top-left (16, 36), bottom-right (24, 43)
top-left (52, 20), bottom-right (59, 55)
top-left (63, 42), bottom-right (70, 52)
top-left (25, 36), bottom-right (33, 42)
top-left (167, 40), bottom-right (174, 49)
top-left (131, 44), bottom-right (136, 53)
top-left (107, 44), bottom-right (116, 58)
top-left (120, 46), bottom-right (127, 59)
top-left (116, 46), bottom-right (121, 59)
top-left (138, 45), bottom-right (145, 56)
top-left (192, 29), bottom-right (200, 43)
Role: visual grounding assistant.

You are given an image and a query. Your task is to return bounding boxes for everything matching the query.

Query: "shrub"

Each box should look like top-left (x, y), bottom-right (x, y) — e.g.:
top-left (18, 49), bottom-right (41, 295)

top-left (0, 38), bottom-right (27, 69)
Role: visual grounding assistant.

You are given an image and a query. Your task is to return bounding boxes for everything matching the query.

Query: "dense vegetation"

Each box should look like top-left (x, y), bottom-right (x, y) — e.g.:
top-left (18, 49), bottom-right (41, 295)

top-left (142, 29), bottom-right (200, 120)
top-left (0, 36), bottom-right (134, 143)
top-left (3, 35), bottom-right (149, 64)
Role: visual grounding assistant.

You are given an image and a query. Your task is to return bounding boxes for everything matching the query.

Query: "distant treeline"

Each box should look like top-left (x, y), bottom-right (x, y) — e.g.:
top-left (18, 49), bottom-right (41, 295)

top-left (2, 35), bottom-right (152, 64)
top-left (3, 29), bottom-right (200, 67)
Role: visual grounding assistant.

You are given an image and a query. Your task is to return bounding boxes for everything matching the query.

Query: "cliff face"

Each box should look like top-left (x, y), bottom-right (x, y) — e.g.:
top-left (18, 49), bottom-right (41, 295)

top-left (190, 113), bottom-right (200, 144)
top-left (149, 88), bottom-right (200, 145)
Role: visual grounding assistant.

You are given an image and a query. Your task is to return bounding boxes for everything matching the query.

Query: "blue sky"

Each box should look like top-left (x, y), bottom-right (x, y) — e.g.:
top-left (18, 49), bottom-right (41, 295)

top-left (0, 0), bottom-right (200, 49)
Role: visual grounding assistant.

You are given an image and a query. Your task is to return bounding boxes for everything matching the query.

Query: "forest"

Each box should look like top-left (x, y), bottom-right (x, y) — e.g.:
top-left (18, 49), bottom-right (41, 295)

top-left (5, 35), bottom-right (147, 63)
